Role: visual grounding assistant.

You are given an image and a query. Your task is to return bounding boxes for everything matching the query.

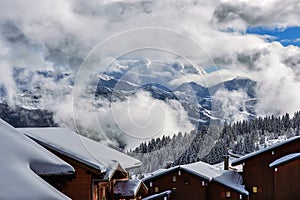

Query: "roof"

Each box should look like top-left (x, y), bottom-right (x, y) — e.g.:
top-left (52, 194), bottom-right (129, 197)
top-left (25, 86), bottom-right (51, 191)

top-left (142, 190), bottom-right (172, 200)
top-left (269, 153), bottom-right (300, 168)
top-left (18, 128), bottom-right (142, 179)
top-left (143, 161), bottom-right (248, 195)
top-left (232, 136), bottom-right (300, 166)
top-left (114, 180), bottom-right (147, 198)
top-left (0, 119), bottom-right (74, 200)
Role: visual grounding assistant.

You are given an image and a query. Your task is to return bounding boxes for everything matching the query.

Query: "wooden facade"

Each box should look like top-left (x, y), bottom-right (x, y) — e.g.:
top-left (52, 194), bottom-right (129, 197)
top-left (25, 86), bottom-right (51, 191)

top-left (143, 163), bottom-right (248, 200)
top-left (19, 127), bottom-right (144, 200)
top-left (42, 152), bottom-right (127, 200)
top-left (231, 136), bottom-right (300, 200)
top-left (145, 169), bottom-right (207, 200)
top-left (270, 154), bottom-right (300, 200)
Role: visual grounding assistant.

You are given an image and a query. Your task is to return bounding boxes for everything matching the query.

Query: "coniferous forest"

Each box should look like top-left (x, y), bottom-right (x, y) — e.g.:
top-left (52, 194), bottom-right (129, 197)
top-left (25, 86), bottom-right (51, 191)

top-left (129, 111), bottom-right (300, 173)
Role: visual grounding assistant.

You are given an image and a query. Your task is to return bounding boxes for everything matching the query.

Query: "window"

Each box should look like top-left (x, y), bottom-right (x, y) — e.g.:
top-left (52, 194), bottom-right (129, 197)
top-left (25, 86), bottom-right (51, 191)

top-left (149, 182), bottom-right (153, 187)
top-left (225, 191), bottom-right (231, 198)
top-left (184, 179), bottom-right (190, 185)
top-left (252, 186), bottom-right (258, 193)
top-left (172, 175), bottom-right (176, 182)
top-left (172, 187), bottom-right (176, 193)
top-left (155, 187), bottom-right (159, 193)
top-left (178, 170), bottom-right (181, 176)
top-left (201, 181), bottom-right (205, 186)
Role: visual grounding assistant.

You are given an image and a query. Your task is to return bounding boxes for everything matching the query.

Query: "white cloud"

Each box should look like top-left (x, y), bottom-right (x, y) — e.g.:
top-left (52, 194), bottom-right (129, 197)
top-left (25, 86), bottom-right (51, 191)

top-left (214, 88), bottom-right (250, 123)
top-left (0, 0), bottom-right (300, 134)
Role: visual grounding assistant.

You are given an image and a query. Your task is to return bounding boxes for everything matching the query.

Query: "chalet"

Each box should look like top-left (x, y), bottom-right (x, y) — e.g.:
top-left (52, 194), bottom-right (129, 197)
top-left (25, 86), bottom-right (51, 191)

top-left (18, 127), bottom-right (145, 200)
top-left (0, 119), bottom-right (75, 199)
top-left (231, 136), bottom-right (300, 200)
top-left (143, 161), bottom-right (248, 200)
top-left (268, 153), bottom-right (300, 200)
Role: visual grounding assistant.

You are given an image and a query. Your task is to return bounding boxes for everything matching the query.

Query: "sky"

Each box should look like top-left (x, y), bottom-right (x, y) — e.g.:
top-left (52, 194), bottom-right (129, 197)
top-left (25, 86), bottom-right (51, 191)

top-left (1, 0), bottom-right (300, 148)
top-left (247, 26), bottom-right (300, 47)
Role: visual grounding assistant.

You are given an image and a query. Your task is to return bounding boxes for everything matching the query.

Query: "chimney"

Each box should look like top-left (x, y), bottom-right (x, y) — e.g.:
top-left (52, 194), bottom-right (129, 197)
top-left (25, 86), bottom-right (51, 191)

top-left (164, 161), bottom-right (173, 169)
top-left (224, 155), bottom-right (229, 170)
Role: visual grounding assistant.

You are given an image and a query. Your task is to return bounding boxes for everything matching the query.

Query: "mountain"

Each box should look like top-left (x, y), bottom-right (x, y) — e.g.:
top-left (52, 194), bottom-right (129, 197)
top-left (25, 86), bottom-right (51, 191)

top-left (1, 62), bottom-right (257, 129)
top-left (95, 73), bottom-right (257, 127)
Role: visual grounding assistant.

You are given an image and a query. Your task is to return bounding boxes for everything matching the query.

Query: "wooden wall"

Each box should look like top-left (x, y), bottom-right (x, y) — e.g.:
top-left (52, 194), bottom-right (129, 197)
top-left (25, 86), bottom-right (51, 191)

top-left (207, 182), bottom-right (245, 200)
top-left (274, 159), bottom-right (300, 200)
top-left (146, 170), bottom-right (207, 200)
top-left (241, 139), bottom-right (300, 200)
top-left (62, 163), bottom-right (93, 200)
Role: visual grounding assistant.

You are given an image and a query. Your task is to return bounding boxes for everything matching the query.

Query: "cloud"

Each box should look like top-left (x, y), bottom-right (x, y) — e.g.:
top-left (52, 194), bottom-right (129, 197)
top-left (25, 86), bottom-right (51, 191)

top-left (214, 88), bottom-right (250, 123)
top-left (212, 0), bottom-right (300, 31)
top-left (0, 0), bottom-right (300, 136)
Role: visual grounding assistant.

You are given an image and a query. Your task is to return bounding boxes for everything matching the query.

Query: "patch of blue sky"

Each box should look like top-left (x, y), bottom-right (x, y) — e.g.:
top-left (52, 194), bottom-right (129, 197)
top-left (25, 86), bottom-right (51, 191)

top-left (204, 66), bottom-right (224, 73)
top-left (246, 26), bottom-right (300, 47)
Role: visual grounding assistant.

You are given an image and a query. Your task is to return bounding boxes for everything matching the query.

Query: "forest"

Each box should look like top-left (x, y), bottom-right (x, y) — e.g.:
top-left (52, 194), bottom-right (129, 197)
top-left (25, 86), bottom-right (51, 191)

top-left (129, 111), bottom-right (300, 173)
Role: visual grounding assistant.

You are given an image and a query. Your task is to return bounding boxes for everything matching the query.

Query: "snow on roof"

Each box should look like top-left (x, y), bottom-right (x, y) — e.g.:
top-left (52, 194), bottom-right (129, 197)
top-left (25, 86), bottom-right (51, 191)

top-left (114, 180), bottom-right (146, 197)
top-left (18, 128), bottom-right (142, 173)
top-left (214, 171), bottom-right (248, 195)
top-left (182, 161), bottom-right (221, 181)
top-left (142, 190), bottom-right (172, 200)
top-left (269, 153), bottom-right (300, 168)
top-left (143, 161), bottom-right (248, 195)
top-left (0, 119), bottom-right (74, 200)
top-left (232, 136), bottom-right (300, 166)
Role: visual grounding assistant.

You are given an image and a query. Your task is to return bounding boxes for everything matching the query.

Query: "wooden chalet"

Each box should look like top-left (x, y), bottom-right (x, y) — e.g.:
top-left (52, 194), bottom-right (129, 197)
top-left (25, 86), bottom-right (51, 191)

top-left (143, 161), bottom-right (248, 200)
top-left (0, 119), bottom-right (75, 200)
top-left (269, 153), bottom-right (300, 200)
top-left (18, 127), bottom-right (144, 200)
top-left (231, 136), bottom-right (300, 200)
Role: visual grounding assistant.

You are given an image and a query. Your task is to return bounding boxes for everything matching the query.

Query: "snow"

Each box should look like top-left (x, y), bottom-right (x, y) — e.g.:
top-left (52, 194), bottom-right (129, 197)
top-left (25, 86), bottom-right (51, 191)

top-left (182, 161), bottom-right (222, 181)
top-left (269, 153), bottom-right (300, 168)
top-left (144, 161), bottom-right (248, 195)
top-left (0, 119), bottom-right (74, 200)
top-left (142, 190), bottom-right (172, 200)
top-left (114, 180), bottom-right (144, 197)
top-left (232, 136), bottom-right (300, 166)
top-left (214, 171), bottom-right (248, 195)
top-left (18, 127), bottom-right (142, 178)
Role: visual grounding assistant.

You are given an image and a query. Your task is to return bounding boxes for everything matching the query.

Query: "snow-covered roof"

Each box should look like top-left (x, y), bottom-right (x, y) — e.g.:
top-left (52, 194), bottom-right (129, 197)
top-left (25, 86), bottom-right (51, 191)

top-left (269, 153), bottom-right (300, 168)
top-left (142, 190), bottom-right (172, 200)
top-left (182, 161), bottom-right (222, 181)
top-left (114, 180), bottom-right (147, 197)
top-left (232, 136), bottom-right (300, 166)
top-left (143, 161), bottom-right (248, 195)
top-left (213, 170), bottom-right (248, 195)
top-left (18, 128), bottom-right (142, 175)
top-left (0, 119), bottom-right (74, 200)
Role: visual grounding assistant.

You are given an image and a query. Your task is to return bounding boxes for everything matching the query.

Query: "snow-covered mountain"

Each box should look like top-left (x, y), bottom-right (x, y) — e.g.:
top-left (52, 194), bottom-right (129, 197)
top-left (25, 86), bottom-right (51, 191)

top-left (95, 72), bottom-right (257, 128)
top-left (0, 60), bottom-right (257, 129)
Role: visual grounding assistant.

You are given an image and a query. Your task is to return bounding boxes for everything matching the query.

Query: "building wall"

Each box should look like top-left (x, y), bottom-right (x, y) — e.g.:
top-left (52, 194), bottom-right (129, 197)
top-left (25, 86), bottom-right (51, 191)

top-left (241, 139), bottom-right (300, 200)
top-left (274, 159), bottom-right (300, 200)
top-left (207, 182), bottom-right (244, 200)
top-left (146, 170), bottom-right (207, 200)
top-left (62, 163), bottom-right (93, 200)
